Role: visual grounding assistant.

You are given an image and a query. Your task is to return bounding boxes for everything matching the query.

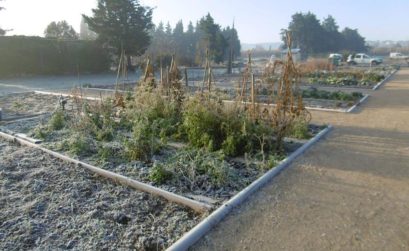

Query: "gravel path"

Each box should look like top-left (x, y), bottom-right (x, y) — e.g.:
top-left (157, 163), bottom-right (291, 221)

top-left (193, 68), bottom-right (409, 250)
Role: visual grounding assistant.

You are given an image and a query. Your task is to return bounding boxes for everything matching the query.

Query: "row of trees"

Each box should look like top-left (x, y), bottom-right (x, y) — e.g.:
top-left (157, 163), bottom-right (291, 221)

top-left (146, 15), bottom-right (240, 66)
top-left (44, 21), bottom-right (78, 40)
top-left (82, 0), bottom-right (240, 67)
top-left (282, 12), bottom-right (367, 58)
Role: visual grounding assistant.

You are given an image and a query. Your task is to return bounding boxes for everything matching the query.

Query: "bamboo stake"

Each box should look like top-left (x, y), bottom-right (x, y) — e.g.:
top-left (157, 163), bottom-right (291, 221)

top-left (251, 73), bottom-right (255, 118)
top-left (144, 57), bottom-right (151, 82)
top-left (0, 131), bottom-right (212, 213)
top-left (184, 68), bottom-right (188, 87)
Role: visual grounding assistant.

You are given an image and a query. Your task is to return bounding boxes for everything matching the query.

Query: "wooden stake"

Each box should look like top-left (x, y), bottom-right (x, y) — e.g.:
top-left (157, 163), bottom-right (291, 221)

top-left (184, 68), bottom-right (188, 87)
top-left (251, 73), bottom-right (255, 118)
top-left (0, 131), bottom-right (212, 213)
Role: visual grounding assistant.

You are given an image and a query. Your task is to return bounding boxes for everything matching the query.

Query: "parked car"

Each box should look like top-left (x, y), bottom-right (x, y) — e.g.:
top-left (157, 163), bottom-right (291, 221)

top-left (328, 53), bottom-right (343, 60)
top-left (347, 53), bottom-right (383, 66)
top-left (390, 52), bottom-right (409, 60)
top-left (328, 53), bottom-right (343, 66)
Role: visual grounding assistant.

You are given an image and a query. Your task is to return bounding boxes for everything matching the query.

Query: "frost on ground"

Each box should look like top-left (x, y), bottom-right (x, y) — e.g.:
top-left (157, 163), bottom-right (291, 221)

top-left (0, 141), bottom-right (200, 251)
top-left (0, 93), bottom-right (64, 118)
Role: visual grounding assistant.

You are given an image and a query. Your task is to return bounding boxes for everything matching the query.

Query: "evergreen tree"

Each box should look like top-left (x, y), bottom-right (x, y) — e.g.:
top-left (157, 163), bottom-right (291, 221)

top-left (322, 15), bottom-right (342, 52)
top-left (282, 12), bottom-right (367, 56)
top-left (282, 12), bottom-right (325, 57)
top-left (44, 21), bottom-right (78, 40)
top-left (83, 0), bottom-right (153, 69)
top-left (173, 20), bottom-right (187, 63)
top-left (222, 25), bottom-right (241, 61)
top-left (341, 28), bottom-right (367, 52)
top-left (197, 13), bottom-right (228, 64)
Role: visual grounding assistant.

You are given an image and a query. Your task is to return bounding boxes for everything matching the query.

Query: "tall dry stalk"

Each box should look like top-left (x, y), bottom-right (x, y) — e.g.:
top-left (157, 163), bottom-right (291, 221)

top-left (265, 32), bottom-right (311, 151)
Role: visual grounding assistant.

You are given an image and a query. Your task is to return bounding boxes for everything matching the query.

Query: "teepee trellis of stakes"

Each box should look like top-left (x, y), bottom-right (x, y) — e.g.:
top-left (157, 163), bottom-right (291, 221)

top-left (201, 49), bottom-right (213, 94)
top-left (114, 49), bottom-right (127, 108)
top-left (238, 51), bottom-right (258, 119)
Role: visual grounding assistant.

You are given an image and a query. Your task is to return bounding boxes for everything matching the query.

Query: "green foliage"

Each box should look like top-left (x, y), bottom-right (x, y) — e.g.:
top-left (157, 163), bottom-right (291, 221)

top-left (74, 99), bottom-right (116, 142)
top-left (149, 163), bottom-right (173, 184)
top-left (306, 71), bottom-right (384, 87)
top-left (182, 95), bottom-right (274, 156)
top-left (258, 154), bottom-right (285, 170)
top-left (289, 119), bottom-right (311, 139)
top-left (0, 36), bottom-right (110, 77)
top-left (44, 20), bottom-right (78, 40)
top-left (164, 149), bottom-right (231, 188)
top-left (49, 110), bottom-right (65, 130)
top-left (282, 12), bottom-right (367, 57)
top-left (196, 14), bottom-right (228, 64)
top-left (83, 0), bottom-right (154, 63)
top-left (67, 134), bottom-right (94, 156)
top-left (182, 97), bottom-right (224, 151)
top-left (97, 144), bottom-right (118, 162)
top-left (302, 88), bottom-right (363, 101)
top-left (146, 14), bottom-right (240, 66)
top-left (32, 127), bottom-right (48, 140)
top-left (124, 119), bottom-right (161, 161)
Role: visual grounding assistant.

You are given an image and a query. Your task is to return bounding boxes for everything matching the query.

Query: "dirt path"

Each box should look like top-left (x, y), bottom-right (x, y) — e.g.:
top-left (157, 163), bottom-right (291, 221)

top-left (193, 69), bottom-right (409, 251)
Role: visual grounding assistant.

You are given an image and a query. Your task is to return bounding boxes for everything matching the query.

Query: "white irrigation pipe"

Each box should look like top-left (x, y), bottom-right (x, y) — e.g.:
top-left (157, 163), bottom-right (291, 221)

top-left (34, 91), bottom-right (102, 101)
top-left (0, 131), bottom-right (212, 213)
top-left (167, 125), bottom-right (333, 251)
top-left (372, 69), bottom-right (398, 90)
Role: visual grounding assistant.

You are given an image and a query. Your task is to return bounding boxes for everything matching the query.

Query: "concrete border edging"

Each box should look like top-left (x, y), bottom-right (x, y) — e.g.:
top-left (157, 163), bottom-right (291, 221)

top-left (372, 69), bottom-right (398, 90)
top-left (0, 131), bottom-right (212, 213)
top-left (34, 91), bottom-right (102, 101)
top-left (167, 125), bottom-right (334, 251)
top-left (346, 94), bottom-right (370, 113)
top-left (223, 98), bottom-right (368, 114)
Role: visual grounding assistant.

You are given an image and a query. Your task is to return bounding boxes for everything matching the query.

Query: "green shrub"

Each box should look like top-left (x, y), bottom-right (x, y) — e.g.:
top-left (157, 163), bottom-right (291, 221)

top-left (289, 119), bottom-right (311, 139)
top-left (32, 127), bottom-right (48, 139)
top-left (124, 119), bottom-right (161, 161)
top-left (182, 96), bottom-right (224, 151)
top-left (265, 154), bottom-right (284, 169)
top-left (97, 145), bottom-right (117, 162)
top-left (149, 163), bottom-right (173, 184)
top-left (96, 128), bottom-right (114, 142)
top-left (164, 149), bottom-right (231, 188)
top-left (68, 135), bottom-right (94, 156)
top-left (49, 110), bottom-right (65, 130)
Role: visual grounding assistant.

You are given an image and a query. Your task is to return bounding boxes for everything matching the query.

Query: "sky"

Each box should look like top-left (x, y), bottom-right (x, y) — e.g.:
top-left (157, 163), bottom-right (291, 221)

top-left (0, 0), bottom-right (408, 43)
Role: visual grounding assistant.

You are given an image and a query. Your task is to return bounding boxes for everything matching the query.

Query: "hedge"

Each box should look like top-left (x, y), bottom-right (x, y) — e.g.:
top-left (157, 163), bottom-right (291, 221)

top-left (0, 36), bottom-right (111, 77)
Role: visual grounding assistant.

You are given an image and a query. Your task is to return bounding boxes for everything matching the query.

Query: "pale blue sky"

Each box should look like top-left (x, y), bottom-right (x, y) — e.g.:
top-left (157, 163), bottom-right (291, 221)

top-left (0, 0), bottom-right (408, 43)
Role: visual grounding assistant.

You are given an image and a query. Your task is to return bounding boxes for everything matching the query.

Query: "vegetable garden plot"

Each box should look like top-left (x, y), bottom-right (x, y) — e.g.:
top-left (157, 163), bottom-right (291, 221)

top-left (0, 92), bottom-right (322, 203)
top-left (301, 66), bottom-right (397, 89)
top-left (0, 141), bottom-right (200, 251)
top-left (0, 45), bottom-right (324, 206)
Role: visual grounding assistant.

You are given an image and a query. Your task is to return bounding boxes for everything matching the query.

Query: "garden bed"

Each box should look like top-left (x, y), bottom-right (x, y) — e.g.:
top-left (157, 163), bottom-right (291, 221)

top-left (0, 92), bottom-right (324, 204)
top-left (223, 88), bottom-right (367, 113)
top-left (302, 66), bottom-right (397, 89)
top-left (0, 141), bottom-right (200, 250)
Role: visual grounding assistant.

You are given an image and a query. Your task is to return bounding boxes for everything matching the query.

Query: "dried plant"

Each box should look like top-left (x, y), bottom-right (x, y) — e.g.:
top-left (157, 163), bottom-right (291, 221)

top-left (263, 32), bottom-right (311, 151)
top-left (298, 58), bottom-right (334, 75)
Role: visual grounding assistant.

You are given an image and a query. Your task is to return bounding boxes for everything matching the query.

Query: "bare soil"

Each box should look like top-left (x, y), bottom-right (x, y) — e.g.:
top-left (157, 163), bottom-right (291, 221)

top-left (193, 68), bottom-right (409, 250)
